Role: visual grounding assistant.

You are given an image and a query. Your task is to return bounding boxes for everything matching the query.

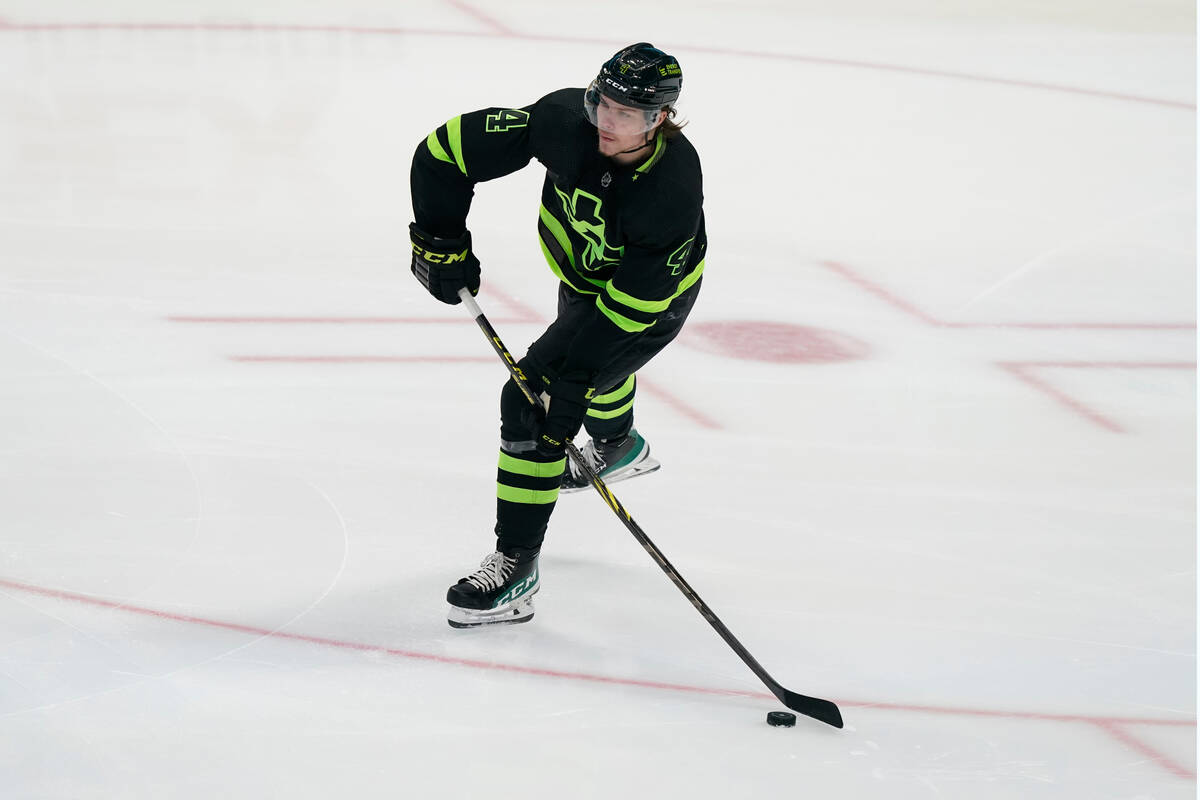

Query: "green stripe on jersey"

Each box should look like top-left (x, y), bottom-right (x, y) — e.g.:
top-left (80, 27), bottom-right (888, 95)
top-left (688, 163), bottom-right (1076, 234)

top-left (602, 258), bottom-right (707, 321)
top-left (425, 130), bottom-right (453, 165)
top-left (596, 295), bottom-right (656, 333)
top-left (538, 205), bottom-right (576, 269)
top-left (634, 133), bottom-right (666, 176)
top-left (538, 206), bottom-right (605, 294)
top-left (446, 115), bottom-right (467, 176)
top-left (604, 282), bottom-right (673, 314)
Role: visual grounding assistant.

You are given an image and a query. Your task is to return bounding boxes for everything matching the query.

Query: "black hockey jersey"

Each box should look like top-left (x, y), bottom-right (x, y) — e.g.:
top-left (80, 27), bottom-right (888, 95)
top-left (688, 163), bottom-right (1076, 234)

top-left (410, 88), bottom-right (707, 379)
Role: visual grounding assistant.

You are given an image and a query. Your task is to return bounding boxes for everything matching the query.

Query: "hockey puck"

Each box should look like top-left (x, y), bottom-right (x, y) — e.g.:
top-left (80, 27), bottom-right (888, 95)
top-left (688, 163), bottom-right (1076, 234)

top-left (766, 711), bottom-right (797, 728)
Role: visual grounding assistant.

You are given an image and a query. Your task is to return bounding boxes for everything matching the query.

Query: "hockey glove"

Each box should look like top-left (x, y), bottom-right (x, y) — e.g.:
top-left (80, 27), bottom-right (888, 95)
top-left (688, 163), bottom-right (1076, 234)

top-left (535, 378), bottom-right (594, 458)
top-left (409, 223), bottom-right (481, 305)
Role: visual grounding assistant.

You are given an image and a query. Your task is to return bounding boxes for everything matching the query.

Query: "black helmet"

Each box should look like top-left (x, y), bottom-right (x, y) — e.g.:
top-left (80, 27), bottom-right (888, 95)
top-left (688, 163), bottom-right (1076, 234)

top-left (591, 42), bottom-right (682, 111)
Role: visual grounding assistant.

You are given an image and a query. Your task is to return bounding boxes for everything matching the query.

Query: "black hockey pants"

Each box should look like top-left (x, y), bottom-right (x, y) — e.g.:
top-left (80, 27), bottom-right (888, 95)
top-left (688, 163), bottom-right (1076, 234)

top-left (493, 280), bottom-right (700, 552)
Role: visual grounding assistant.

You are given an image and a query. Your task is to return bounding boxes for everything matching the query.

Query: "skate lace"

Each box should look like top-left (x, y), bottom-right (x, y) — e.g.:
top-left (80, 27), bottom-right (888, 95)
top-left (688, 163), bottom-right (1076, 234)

top-left (567, 440), bottom-right (605, 482)
top-left (466, 552), bottom-right (517, 592)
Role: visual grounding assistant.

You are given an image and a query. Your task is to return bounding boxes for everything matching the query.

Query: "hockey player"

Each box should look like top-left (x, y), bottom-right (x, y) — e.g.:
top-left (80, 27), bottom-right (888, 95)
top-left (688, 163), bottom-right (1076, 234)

top-left (409, 43), bottom-right (707, 627)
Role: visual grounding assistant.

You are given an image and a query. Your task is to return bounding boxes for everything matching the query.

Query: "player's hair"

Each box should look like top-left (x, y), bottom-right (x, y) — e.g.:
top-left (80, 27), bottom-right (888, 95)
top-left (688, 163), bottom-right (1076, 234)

top-left (659, 107), bottom-right (687, 140)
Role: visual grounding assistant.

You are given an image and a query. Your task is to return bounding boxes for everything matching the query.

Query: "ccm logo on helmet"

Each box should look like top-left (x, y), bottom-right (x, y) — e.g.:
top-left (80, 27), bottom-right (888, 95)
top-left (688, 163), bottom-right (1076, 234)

top-left (602, 76), bottom-right (631, 93)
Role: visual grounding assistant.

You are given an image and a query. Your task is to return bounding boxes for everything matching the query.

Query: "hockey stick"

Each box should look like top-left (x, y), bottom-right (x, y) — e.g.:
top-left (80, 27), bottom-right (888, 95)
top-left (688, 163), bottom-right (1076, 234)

top-left (457, 288), bottom-right (843, 729)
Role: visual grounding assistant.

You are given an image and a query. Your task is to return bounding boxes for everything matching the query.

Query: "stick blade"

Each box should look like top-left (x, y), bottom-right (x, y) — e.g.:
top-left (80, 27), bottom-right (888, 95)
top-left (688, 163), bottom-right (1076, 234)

top-left (782, 689), bottom-right (844, 729)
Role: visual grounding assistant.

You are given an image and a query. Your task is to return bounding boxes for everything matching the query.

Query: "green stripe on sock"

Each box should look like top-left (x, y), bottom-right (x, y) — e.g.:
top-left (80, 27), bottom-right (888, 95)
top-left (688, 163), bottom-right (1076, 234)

top-left (496, 483), bottom-right (560, 505)
top-left (498, 452), bottom-right (566, 478)
top-left (593, 375), bottom-right (635, 404)
top-left (586, 399), bottom-right (634, 419)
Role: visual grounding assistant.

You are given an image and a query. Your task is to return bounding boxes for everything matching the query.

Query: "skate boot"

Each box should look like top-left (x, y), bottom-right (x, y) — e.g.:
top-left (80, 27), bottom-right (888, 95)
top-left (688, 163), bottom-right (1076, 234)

top-left (446, 547), bottom-right (540, 628)
top-left (559, 428), bottom-right (661, 493)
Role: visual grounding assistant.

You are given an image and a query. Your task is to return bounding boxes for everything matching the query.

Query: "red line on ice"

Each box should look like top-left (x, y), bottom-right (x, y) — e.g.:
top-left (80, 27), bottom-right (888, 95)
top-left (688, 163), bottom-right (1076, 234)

top-left (0, 20), bottom-right (1190, 109)
top-left (229, 355), bottom-right (495, 363)
top-left (2, 576), bottom-right (1193, 778)
top-left (838, 699), bottom-right (1195, 779)
top-left (169, 316), bottom-right (533, 325)
top-left (1092, 719), bottom-right (1196, 780)
top-left (0, 577), bottom-right (767, 702)
top-left (178, 287), bottom-right (718, 427)
top-left (818, 261), bottom-right (1196, 331)
top-left (999, 361), bottom-right (1196, 433)
top-left (442, 0), bottom-right (513, 35)
top-left (998, 362), bottom-right (1126, 433)
top-left (638, 380), bottom-right (723, 430)
top-left (1, 573), bottom-right (1193, 782)
top-left (819, 260), bottom-right (1195, 432)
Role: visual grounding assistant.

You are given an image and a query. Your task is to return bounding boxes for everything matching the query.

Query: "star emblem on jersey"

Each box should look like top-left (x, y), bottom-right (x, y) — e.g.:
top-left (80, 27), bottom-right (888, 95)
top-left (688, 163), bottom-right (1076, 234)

top-left (601, 172), bottom-right (612, 188)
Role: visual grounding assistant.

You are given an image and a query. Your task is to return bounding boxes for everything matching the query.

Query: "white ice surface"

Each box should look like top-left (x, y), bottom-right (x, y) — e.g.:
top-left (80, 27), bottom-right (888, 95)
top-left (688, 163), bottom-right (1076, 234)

top-left (0, 1), bottom-right (1195, 798)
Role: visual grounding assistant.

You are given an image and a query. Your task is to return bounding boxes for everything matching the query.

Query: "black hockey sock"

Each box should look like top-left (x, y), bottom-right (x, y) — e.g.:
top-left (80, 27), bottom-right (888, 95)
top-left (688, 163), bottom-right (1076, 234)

top-left (582, 374), bottom-right (636, 441)
top-left (494, 447), bottom-right (564, 551)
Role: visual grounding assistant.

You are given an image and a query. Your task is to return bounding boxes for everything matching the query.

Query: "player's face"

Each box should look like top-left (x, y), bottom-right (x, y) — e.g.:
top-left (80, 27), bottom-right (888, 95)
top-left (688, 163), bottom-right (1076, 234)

top-left (594, 95), bottom-right (662, 157)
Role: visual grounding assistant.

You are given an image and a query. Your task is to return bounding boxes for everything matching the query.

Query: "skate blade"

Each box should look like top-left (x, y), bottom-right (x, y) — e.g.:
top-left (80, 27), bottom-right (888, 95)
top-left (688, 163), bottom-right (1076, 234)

top-left (447, 595), bottom-right (535, 628)
top-left (560, 458), bottom-right (661, 494)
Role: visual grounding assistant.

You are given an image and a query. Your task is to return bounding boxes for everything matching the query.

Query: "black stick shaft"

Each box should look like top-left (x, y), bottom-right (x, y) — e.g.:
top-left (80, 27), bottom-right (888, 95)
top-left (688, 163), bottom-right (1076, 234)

top-left (457, 289), bottom-right (843, 729)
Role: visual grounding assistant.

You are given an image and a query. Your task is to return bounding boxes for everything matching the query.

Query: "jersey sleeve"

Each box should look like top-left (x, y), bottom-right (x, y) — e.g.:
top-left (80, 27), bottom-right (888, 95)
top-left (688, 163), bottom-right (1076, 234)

top-left (410, 104), bottom-right (538, 237)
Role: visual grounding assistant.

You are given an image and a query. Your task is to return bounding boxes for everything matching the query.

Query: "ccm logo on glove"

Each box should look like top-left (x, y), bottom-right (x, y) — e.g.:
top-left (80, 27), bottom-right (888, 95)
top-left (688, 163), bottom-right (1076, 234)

top-left (410, 223), bottom-right (482, 305)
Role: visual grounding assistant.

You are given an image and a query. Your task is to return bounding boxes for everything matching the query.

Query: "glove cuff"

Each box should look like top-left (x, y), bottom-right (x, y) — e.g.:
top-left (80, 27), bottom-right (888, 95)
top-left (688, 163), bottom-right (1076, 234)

top-left (409, 222), bottom-right (468, 246)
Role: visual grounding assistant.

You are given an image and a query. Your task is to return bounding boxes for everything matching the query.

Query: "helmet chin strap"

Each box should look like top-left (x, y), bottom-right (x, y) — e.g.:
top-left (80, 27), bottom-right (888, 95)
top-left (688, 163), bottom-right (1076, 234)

top-left (613, 128), bottom-right (656, 156)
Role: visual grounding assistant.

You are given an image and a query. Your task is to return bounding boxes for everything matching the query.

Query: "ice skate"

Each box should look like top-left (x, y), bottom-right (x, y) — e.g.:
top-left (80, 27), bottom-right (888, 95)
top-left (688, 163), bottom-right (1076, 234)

top-left (446, 548), bottom-right (540, 628)
top-left (559, 428), bottom-right (660, 493)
